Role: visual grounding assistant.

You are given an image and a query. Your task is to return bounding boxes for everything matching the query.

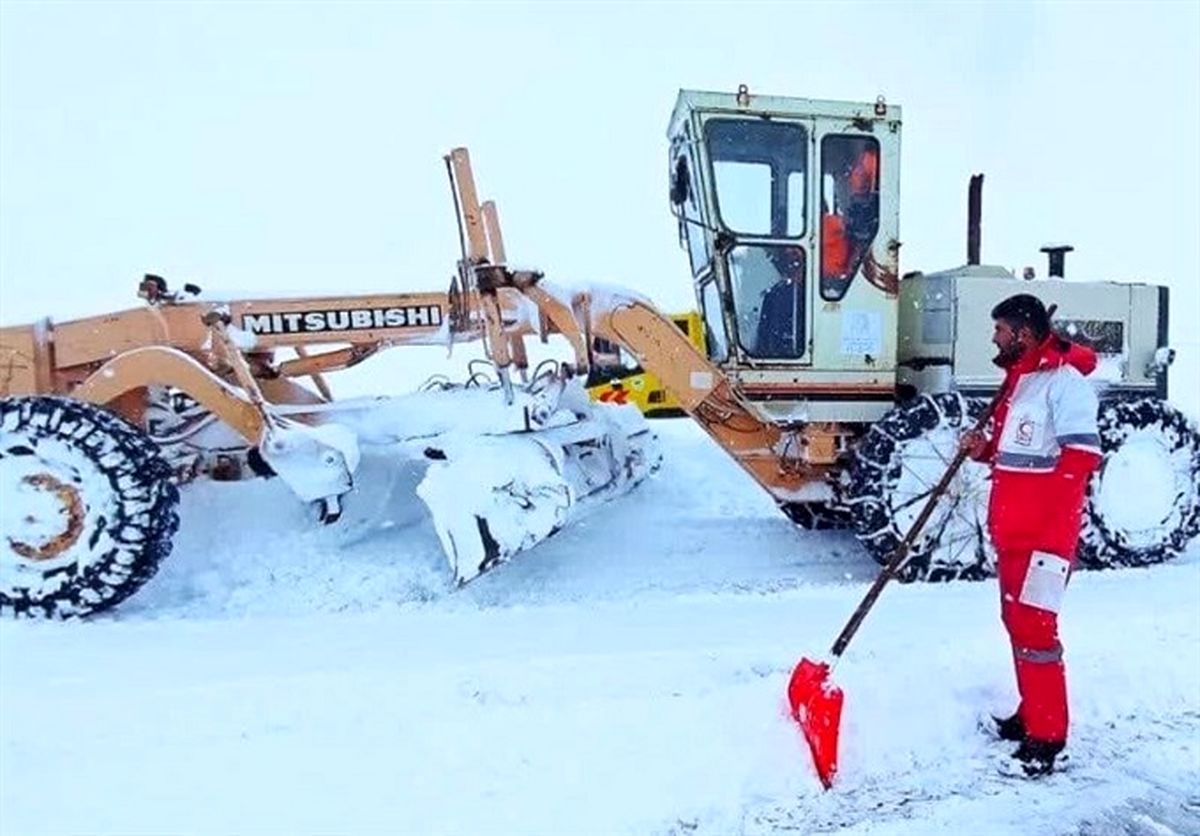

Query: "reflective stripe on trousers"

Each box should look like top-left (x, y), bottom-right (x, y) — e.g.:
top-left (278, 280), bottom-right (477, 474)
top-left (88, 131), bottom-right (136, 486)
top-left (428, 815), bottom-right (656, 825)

top-left (1014, 642), bottom-right (1063, 664)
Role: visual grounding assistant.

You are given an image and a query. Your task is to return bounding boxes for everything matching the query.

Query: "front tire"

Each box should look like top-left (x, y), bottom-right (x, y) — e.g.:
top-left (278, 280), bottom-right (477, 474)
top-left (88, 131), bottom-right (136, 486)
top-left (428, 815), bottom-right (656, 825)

top-left (845, 393), bottom-right (993, 582)
top-left (780, 501), bottom-right (853, 531)
top-left (0, 397), bottom-right (180, 619)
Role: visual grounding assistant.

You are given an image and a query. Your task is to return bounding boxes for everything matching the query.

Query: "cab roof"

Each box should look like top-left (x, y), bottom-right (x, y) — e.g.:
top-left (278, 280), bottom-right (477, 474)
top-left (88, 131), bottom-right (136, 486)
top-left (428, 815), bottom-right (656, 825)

top-left (668, 88), bottom-right (902, 137)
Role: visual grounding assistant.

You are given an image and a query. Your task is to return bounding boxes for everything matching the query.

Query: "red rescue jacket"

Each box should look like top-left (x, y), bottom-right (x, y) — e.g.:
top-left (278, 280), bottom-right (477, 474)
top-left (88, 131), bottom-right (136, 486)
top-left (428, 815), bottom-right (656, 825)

top-left (821, 213), bottom-right (850, 278)
top-left (978, 336), bottom-right (1102, 557)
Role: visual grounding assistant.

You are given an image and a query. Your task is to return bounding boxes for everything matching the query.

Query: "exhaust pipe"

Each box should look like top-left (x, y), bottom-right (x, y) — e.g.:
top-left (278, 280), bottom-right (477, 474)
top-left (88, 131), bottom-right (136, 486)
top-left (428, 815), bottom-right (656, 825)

top-left (967, 174), bottom-right (983, 265)
top-left (1040, 244), bottom-right (1074, 278)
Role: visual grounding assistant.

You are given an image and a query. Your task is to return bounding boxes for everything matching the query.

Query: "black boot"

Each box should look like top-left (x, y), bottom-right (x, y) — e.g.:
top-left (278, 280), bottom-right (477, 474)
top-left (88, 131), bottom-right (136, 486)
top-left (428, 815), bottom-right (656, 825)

top-left (984, 712), bottom-right (1026, 742)
top-left (1009, 738), bottom-right (1065, 778)
top-left (994, 712), bottom-right (1026, 742)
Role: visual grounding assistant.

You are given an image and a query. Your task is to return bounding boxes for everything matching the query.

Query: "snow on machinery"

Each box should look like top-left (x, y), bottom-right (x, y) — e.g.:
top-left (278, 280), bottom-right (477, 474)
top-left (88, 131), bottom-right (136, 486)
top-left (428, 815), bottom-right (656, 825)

top-left (0, 149), bottom-right (663, 618)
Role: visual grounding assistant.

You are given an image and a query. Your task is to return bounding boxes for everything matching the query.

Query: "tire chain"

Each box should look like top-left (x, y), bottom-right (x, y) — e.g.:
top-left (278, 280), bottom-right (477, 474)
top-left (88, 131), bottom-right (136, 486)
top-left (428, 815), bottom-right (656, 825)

top-left (1, 396), bottom-right (180, 618)
top-left (844, 392), bottom-right (991, 582)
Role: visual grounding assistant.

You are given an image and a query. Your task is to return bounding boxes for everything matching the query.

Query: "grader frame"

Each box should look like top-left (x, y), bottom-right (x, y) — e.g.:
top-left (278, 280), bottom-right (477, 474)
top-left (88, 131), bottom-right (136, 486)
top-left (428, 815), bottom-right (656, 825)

top-left (1, 149), bottom-right (842, 511)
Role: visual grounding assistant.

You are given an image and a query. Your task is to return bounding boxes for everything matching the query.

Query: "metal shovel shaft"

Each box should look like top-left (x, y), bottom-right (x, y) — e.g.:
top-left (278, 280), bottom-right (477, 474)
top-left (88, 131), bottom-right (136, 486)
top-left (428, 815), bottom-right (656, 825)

top-left (829, 389), bottom-right (1007, 660)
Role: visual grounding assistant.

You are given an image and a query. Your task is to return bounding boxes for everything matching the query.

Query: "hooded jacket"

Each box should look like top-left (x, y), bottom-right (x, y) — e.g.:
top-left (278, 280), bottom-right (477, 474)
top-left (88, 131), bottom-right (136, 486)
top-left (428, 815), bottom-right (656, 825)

top-left (978, 335), bottom-right (1102, 557)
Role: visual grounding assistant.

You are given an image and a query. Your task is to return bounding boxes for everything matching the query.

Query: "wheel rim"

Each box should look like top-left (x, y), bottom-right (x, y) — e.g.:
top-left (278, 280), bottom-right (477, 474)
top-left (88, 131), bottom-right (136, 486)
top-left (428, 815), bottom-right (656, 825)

top-left (1094, 427), bottom-right (1190, 548)
top-left (889, 426), bottom-right (993, 573)
top-left (0, 433), bottom-right (109, 575)
top-left (6, 473), bottom-right (86, 560)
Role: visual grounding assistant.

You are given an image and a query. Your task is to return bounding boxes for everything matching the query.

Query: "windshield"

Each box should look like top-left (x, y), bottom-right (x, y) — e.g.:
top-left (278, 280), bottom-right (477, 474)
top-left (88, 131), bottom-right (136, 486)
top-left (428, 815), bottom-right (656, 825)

top-left (705, 118), bottom-right (808, 238)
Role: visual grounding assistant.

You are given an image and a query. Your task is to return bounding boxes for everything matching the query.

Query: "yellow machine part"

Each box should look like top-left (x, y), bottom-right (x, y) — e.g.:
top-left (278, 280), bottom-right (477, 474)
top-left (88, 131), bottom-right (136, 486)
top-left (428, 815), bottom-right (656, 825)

top-left (586, 311), bottom-right (705, 418)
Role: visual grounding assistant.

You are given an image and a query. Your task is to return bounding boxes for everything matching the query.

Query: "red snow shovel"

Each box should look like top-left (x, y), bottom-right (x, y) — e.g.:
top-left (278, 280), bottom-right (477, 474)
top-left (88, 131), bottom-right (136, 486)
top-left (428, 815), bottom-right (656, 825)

top-left (788, 388), bottom-right (1007, 789)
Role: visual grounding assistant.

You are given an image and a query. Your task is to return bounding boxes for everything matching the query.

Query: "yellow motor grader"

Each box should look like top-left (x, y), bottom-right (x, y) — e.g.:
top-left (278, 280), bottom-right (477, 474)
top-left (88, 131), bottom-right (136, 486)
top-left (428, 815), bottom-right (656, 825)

top-left (586, 310), bottom-right (706, 417)
top-left (2, 87), bottom-right (1197, 619)
top-left (0, 146), bottom-right (686, 618)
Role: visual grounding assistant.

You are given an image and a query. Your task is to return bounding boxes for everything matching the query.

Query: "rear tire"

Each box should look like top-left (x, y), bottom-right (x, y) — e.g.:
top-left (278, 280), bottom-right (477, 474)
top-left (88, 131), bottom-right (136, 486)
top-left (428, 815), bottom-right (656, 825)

top-left (845, 393), bottom-right (993, 582)
top-left (0, 397), bottom-right (180, 619)
top-left (1078, 396), bottom-right (1200, 568)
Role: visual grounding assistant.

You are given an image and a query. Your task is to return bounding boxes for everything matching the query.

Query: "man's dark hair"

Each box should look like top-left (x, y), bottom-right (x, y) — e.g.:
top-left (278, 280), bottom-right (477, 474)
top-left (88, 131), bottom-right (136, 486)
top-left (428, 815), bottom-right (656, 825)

top-left (991, 293), bottom-right (1051, 341)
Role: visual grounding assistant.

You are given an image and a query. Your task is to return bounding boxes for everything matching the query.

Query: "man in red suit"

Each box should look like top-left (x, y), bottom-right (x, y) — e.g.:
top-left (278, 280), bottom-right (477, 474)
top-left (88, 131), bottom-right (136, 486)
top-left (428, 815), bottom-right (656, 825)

top-left (960, 293), bottom-right (1102, 777)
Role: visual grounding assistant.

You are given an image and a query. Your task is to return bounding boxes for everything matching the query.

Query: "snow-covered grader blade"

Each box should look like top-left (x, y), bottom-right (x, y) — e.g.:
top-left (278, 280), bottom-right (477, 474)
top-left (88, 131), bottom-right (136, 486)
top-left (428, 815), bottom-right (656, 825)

top-left (0, 149), bottom-right (660, 618)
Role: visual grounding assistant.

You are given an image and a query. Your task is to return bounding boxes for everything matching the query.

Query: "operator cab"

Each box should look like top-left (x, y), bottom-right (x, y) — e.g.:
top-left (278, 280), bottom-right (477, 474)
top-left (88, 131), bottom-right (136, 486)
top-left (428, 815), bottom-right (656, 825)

top-left (667, 86), bottom-right (901, 422)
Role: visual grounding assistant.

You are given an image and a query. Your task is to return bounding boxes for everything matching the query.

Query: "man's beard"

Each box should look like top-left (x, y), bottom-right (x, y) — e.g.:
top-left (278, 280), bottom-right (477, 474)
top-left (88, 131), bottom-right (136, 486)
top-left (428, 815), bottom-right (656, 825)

top-left (993, 343), bottom-right (1023, 367)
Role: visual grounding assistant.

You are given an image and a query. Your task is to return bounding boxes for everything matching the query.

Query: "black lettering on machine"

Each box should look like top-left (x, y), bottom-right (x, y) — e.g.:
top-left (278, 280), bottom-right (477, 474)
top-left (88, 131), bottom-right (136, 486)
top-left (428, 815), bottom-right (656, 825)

top-left (241, 306), bottom-right (444, 335)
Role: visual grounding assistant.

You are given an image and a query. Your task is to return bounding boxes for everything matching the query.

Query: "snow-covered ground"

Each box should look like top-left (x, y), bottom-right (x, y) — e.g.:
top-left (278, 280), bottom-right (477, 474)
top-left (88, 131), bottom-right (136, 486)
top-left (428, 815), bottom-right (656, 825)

top-left (2, 419), bottom-right (1198, 835)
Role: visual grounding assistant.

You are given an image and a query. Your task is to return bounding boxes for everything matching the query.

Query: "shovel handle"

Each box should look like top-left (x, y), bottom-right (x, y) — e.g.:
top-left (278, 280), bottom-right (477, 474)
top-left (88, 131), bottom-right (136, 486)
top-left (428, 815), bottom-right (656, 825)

top-left (829, 388), bottom-right (1007, 659)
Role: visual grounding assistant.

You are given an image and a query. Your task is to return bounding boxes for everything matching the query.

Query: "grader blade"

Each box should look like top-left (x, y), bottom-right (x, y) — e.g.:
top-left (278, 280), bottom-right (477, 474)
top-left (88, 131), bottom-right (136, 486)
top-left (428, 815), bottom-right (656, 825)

top-left (302, 377), bottom-right (660, 586)
top-left (418, 406), bottom-right (658, 585)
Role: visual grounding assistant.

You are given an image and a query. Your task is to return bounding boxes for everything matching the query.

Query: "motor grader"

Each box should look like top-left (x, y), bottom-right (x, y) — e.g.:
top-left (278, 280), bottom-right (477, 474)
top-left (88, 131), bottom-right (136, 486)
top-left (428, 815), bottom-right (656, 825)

top-left (586, 311), bottom-right (706, 417)
top-left (0, 148), bottom-right (675, 618)
top-left (2, 87), bottom-right (1198, 619)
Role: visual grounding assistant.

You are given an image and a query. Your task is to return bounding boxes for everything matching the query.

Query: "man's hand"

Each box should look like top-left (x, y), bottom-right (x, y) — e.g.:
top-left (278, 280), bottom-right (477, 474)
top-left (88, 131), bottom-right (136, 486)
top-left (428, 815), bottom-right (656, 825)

top-left (959, 430), bottom-right (989, 460)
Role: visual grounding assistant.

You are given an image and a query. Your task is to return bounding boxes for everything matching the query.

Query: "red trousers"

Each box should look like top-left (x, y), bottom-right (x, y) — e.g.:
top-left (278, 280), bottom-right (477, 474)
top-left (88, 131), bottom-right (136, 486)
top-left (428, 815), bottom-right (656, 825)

top-left (997, 548), bottom-right (1069, 743)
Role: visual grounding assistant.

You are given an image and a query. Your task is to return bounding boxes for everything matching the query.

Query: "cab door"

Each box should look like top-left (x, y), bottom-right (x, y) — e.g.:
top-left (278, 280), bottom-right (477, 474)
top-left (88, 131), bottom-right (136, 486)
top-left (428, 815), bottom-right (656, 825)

top-left (808, 119), bottom-right (901, 375)
top-left (698, 113), bottom-right (815, 366)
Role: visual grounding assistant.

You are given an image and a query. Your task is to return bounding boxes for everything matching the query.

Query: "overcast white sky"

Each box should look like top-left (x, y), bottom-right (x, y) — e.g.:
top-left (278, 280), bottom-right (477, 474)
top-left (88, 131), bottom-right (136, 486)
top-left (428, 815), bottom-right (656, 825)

top-left (1, 1), bottom-right (1197, 383)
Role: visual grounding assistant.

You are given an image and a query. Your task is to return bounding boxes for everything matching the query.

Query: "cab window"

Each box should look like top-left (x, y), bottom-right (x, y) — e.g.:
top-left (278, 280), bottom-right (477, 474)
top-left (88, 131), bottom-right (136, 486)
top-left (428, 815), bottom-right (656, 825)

top-left (681, 146), bottom-right (710, 275)
top-left (727, 244), bottom-right (806, 359)
top-left (700, 279), bottom-right (730, 362)
top-left (587, 337), bottom-right (643, 386)
top-left (820, 134), bottom-right (880, 300)
top-left (705, 119), bottom-right (808, 239)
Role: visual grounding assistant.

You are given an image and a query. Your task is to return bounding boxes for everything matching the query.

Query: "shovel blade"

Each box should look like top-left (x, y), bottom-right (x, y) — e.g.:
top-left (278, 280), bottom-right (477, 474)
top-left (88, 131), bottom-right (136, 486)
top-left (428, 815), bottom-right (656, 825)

top-left (787, 658), bottom-right (844, 789)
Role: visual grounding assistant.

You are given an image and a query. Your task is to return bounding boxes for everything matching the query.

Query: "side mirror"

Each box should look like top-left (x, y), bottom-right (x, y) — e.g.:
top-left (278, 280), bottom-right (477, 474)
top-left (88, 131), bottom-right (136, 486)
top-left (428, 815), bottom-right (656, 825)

top-left (669, 155), bottom-right (690, 207)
